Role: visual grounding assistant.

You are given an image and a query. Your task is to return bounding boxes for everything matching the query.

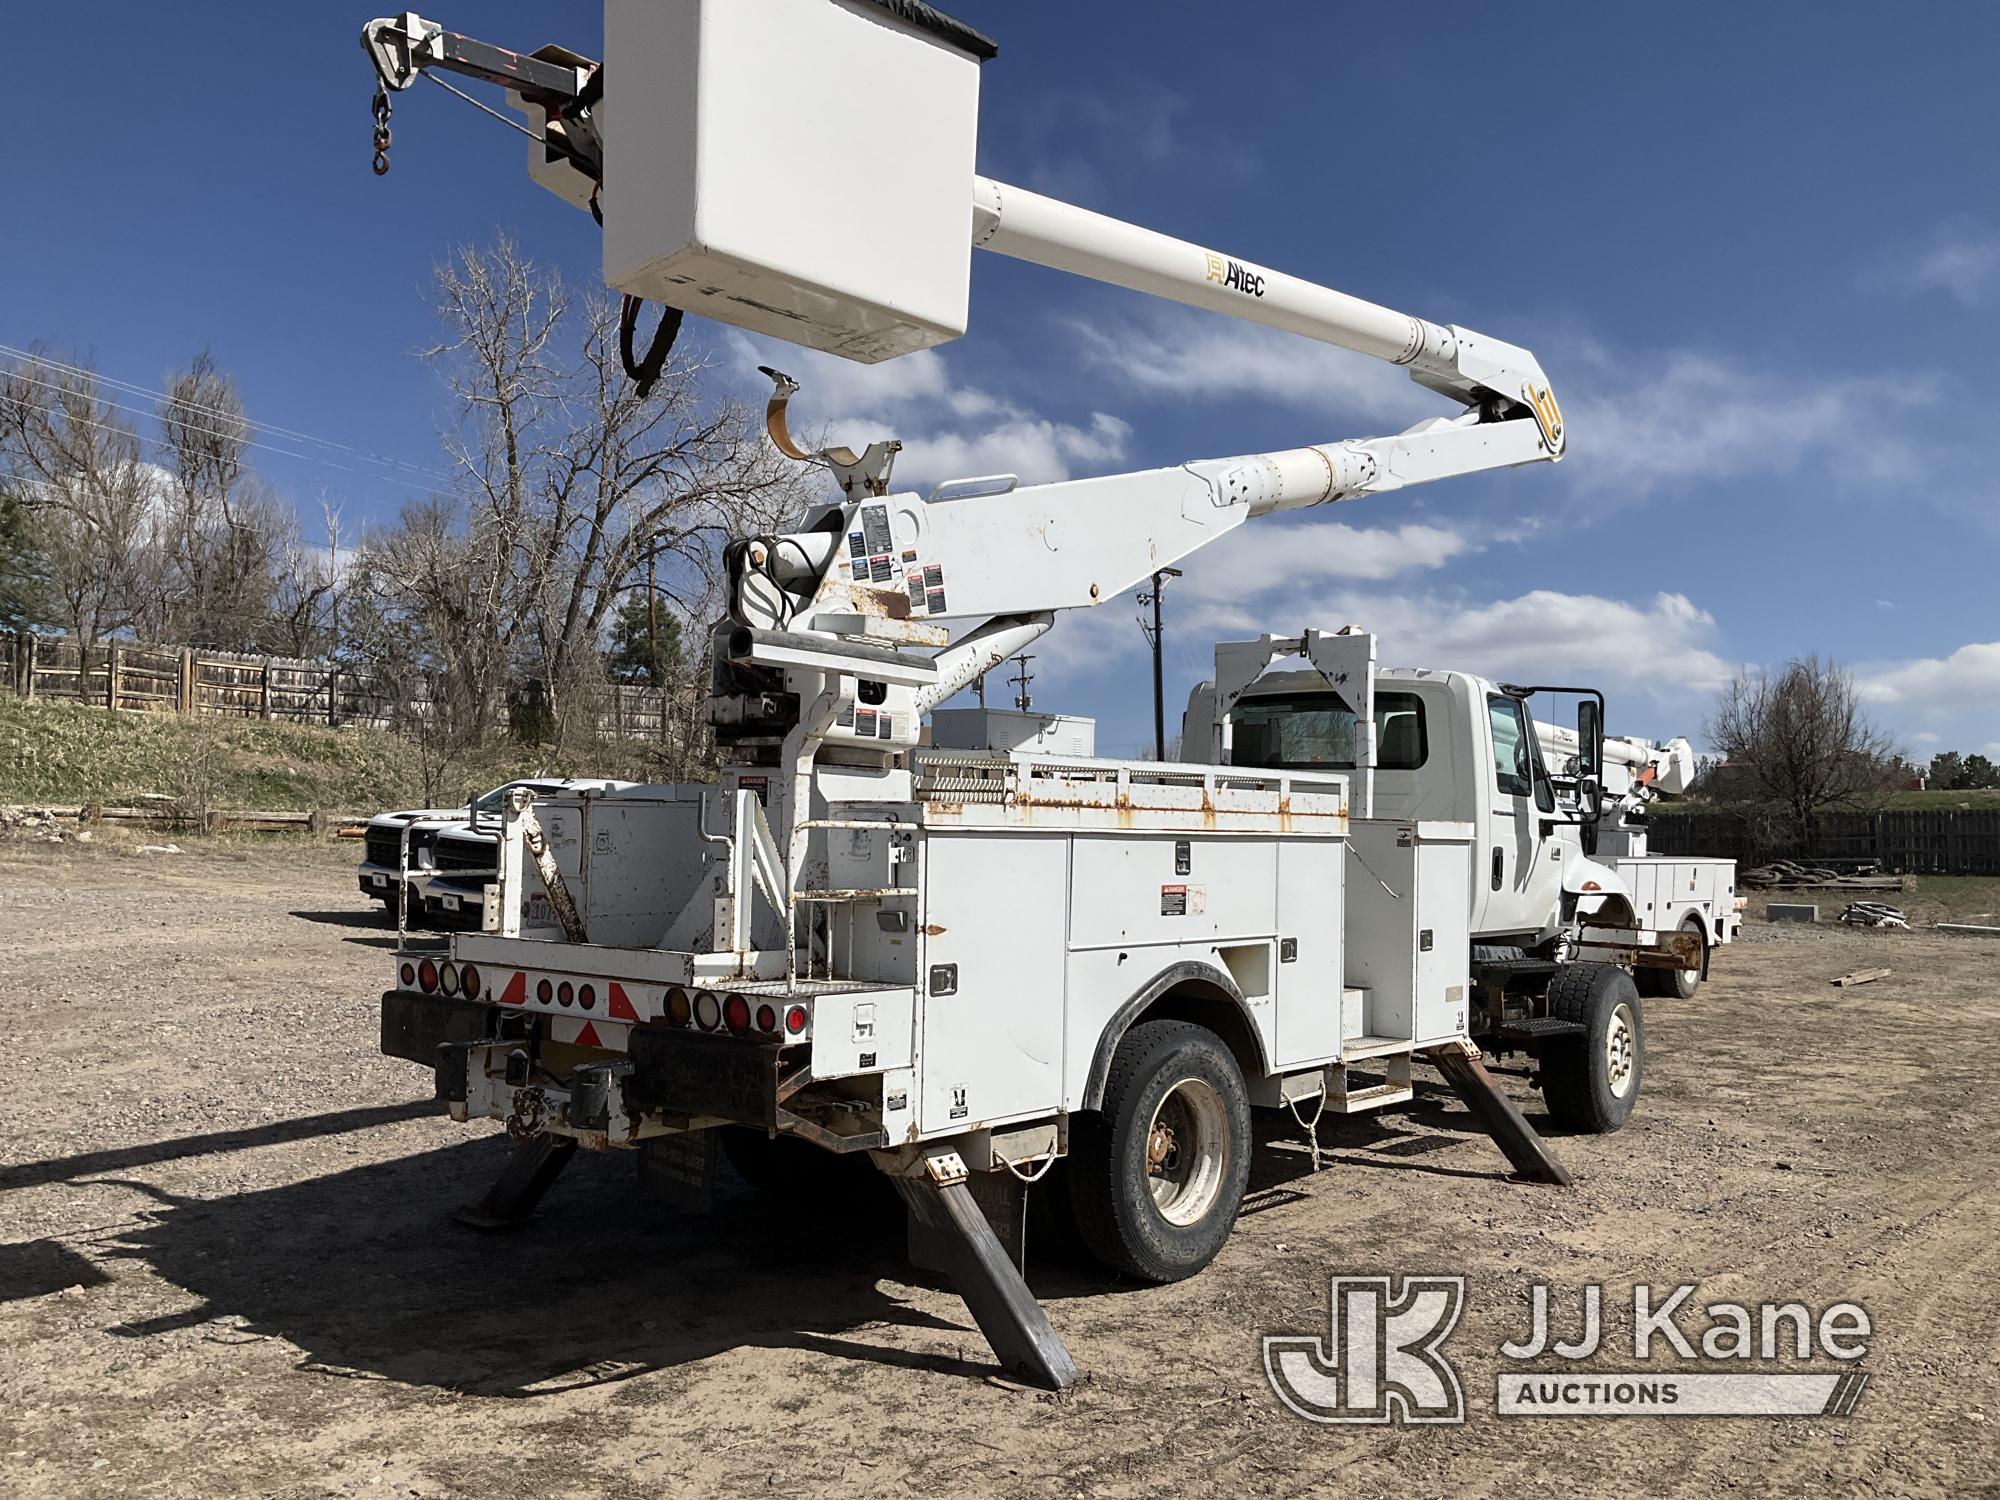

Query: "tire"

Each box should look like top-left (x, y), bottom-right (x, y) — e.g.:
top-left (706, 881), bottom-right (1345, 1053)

top-left (1637, 916), bottom-right (1707, 1000)
top-left (1067, 1019), bottom-right (1252, 1283)
top-left (1539, 963), bottom-right (1644, 1134)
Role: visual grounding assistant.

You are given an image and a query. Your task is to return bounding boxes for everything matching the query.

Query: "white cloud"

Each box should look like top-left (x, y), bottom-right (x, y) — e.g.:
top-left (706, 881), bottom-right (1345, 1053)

top-left (1030, 570), bottom-right (1734, 730)
top-left (1183, 516), bottom-right (1470, 592)
top-left (1067, 314), bottom-right (1938, 510)
top-left (898, 412), bottom-right (1131, 488)
top-left (1904, 225), bottom-right (2000, 305)
top-left (718, 331), bottom-right (1128, 487)
top-left (1174, 586), bottom-right (1733, 700)
top-left (1556, 348), bottom-right (1933, 501)
top-left (1912, 730), bottom-right (1940, 745)
top-left (1070, 310), bottom-right (1438, 429)
top-left (1856, 641), bottom-right (2000, 708)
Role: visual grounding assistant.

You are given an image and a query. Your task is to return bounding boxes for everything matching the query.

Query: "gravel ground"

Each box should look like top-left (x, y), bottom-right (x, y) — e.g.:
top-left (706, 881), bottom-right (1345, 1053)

top-left (2, 839), bottom-right (1996, 1498)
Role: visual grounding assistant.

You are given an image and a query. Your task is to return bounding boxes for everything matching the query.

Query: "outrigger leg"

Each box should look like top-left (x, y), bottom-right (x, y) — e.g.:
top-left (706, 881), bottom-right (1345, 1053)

top-left (889, 1153), bottom-right (1079, 1392)
top-left (1424, 1039), bottom-right (1574, 1186)
top-left (454, 1133), bottom-right (579, 1229)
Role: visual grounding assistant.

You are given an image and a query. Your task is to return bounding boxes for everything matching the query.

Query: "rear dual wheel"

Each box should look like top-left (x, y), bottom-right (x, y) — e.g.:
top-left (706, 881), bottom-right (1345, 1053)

top-left (1067, 1020), bottom-right (1252, 1283)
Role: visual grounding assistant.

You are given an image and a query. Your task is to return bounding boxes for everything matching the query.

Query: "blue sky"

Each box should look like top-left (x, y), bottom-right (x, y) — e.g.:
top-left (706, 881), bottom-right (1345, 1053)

top-left (6, 3), bottom-right (1997, 759)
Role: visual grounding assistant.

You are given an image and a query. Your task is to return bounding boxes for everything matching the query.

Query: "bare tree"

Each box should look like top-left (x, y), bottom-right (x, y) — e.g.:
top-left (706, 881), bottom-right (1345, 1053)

top-left (1707, 655), bottom-right (1899, 848)
top-left (153, 352), bottom-right (286, 648)
top-left (364, 234), bottom-right (810, 753)
top-left (0, 350), bottom-right (160, 643)
top-left (268, 498), bottom-right (345, 658)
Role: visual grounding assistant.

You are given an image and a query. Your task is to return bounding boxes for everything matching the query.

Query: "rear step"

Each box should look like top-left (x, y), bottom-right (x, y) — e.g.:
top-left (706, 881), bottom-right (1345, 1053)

top-left (1329, 1053), bottom-right (1413, 1113)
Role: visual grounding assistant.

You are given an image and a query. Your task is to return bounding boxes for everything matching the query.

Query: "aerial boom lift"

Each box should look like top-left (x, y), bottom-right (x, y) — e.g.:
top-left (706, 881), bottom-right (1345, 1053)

top-left (359, 0), bottom-right (1566, 862)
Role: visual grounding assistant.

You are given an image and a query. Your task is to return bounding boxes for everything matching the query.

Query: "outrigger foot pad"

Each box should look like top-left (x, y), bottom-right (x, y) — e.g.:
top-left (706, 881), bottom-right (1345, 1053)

top-left (453, 1134), bottom-right (579, 1229)
top-left (892, 1170), bottom-right (1079, 1391)
top-left (1425, 1040), bottom-right (1574, 1186)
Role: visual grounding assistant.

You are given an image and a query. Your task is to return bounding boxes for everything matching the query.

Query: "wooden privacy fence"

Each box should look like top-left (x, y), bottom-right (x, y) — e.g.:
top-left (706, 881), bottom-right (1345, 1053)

top-left (1651, 808), bottom-right (2000, 876)
top-left (10, 631), bottom-right (416, 728)
top-left (6, 629), bottom-right (692, 747)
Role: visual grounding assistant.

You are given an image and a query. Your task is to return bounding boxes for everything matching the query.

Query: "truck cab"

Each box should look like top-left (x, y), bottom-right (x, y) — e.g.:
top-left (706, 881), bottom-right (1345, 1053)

top-left (1187, 662), bottom-right (1605, 947)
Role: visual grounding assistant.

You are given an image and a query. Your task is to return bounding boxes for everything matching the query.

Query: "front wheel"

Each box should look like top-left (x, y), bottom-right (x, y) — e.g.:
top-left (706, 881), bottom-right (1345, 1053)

top-left (1067, 1019), bottom-right (1252, 1283)
top-left (1540, 962), bottom-right (1644, 1133)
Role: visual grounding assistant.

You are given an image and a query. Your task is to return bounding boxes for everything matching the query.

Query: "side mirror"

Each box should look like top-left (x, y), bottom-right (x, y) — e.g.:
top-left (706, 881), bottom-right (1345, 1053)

top-left (1576, 698), bottom-right (1604, 781)
top-left (1578, 773), bottom-right (1605, 823)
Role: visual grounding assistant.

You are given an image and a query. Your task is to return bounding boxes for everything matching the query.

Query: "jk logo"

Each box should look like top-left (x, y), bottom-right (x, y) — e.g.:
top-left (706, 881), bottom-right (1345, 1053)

top-left (1263, 1275), bottom-right (1467, 1424)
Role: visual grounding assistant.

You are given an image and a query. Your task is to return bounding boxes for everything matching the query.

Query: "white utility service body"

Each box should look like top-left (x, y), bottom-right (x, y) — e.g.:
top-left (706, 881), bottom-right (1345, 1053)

top-left (428, 758), bottom-right (1472, 1157)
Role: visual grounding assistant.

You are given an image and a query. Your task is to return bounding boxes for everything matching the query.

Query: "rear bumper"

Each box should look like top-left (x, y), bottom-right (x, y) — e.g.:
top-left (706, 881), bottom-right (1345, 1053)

top-left (377, 989), bottom-right (821, 1141)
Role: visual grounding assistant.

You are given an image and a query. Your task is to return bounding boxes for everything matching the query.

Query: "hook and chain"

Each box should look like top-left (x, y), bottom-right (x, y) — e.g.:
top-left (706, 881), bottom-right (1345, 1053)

top-left (371, 87), bottom-right (394, 175)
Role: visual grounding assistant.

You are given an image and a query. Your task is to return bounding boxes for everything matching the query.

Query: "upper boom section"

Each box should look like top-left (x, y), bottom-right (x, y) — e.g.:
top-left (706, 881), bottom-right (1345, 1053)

top-left (361, 1), bottom-right (1563, 449)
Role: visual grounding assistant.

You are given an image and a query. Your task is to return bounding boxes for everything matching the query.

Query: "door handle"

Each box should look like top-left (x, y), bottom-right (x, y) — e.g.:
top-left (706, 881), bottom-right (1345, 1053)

top-left (1491, 846), bottom-right (1504, 890)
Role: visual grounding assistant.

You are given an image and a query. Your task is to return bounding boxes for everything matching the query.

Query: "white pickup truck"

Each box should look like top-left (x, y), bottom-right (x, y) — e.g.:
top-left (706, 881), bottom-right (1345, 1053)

top-left (359, 779), bottom-right (632, 920)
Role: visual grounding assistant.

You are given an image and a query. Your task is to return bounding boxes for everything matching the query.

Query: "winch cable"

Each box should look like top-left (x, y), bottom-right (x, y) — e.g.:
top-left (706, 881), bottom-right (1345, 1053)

top-left (619, 295), bottom-right (684, 400)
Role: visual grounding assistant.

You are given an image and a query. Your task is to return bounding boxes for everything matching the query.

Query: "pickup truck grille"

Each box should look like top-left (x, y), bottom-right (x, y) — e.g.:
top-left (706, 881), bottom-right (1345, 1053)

top-left (364, 827), bottom-right (401, 868)
top-left (434, 834), bottom-right (495, 874)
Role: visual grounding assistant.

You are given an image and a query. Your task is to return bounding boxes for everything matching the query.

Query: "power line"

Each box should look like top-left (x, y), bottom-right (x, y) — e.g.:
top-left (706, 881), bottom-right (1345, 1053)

top-left (0, 391), bottom-right (465, 508)
top-left (0, 343), bottom-right (455, 484)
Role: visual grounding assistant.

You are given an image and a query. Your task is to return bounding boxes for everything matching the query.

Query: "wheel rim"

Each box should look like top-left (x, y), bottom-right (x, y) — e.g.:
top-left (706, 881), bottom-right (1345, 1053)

top-left (1144, 1077), bottom-right (1230, 1227)
top-left (1605, 1001), bottom-right (1638, 1098)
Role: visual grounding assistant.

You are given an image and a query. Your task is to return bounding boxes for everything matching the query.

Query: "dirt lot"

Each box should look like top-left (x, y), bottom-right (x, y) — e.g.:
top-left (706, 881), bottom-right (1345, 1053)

top-left (2, 841), bottom-right (1996, 1498)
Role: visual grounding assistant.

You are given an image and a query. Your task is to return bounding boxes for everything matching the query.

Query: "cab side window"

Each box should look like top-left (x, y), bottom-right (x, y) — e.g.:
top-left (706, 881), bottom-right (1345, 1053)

top-left (1487, 695), bottom-right (1532, 798)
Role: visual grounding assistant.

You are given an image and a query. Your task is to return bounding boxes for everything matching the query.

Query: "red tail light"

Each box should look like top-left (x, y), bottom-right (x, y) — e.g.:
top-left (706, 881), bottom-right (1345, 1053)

top-left (399, 962), bottom-right (416, 988)
top-left (536, 978), bottom-right (553, 1004)
top-left (578, 983), bottom-right (595, 1010)
top-left (723, 994), bottom-right (751, 1035)
top-left (755, 1003), bottom-right (777, 1033)
top-left (417, 958), bottom-right (439, 993)
top-left (784, 1004), bottom-right (807, 1035)
top-left (557, 981), bottom-right (574, 1008)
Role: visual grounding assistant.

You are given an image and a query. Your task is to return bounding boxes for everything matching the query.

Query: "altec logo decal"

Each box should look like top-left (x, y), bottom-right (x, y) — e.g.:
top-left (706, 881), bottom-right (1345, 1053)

top-left (1204, 251), bottom-right (1267, 298)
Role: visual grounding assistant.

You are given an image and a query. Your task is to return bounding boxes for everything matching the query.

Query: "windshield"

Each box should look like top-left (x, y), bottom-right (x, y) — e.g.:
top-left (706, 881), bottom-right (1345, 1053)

top-left (1229, 689), bottom-right (1427, 771)
top-left (469, 780), bottom-right (562, 814)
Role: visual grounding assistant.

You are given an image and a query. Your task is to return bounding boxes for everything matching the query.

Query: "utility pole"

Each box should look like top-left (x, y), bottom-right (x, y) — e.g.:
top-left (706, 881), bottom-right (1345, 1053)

top-left (1008, 654), bottom-right (1036, 713)
top-left (1136, 567), bottom-right (1182, 761)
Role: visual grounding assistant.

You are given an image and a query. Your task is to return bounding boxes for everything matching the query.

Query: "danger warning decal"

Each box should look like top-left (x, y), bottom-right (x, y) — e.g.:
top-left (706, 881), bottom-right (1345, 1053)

top-left (1160, 884), bottom-right (1207, 916)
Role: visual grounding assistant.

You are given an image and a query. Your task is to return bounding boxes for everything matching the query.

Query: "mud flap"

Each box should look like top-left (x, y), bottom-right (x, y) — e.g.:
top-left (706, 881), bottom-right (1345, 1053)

top-left (637, 1130), bottom-right (719, 1214)
top-left (1425, 1039), bottom-right (1573, 1186)
top-left (892, 1169), bottom-right (1077, 1392)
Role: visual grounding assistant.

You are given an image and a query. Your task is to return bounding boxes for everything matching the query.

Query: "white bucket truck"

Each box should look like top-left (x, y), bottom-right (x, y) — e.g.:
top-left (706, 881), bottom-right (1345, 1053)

top-left (360, 0), bottom-right (1587, 1388)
